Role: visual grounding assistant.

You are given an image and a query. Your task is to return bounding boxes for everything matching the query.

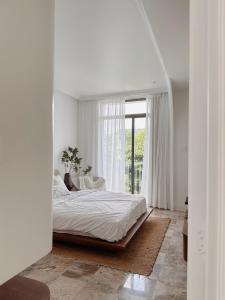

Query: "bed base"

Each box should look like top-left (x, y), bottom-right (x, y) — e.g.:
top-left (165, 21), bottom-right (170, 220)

top-left (53, 208), bottom-right (153, 251)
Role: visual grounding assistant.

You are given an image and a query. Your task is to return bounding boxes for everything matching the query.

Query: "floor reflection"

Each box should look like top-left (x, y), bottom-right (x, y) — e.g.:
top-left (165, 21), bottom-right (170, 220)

top-left (119, 273), bottom-right (156, 299)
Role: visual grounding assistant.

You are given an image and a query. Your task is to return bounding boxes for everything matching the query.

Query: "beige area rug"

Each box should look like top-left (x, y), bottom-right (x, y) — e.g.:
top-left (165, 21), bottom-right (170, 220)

top-left (52, 217), bottom-right (170, 276)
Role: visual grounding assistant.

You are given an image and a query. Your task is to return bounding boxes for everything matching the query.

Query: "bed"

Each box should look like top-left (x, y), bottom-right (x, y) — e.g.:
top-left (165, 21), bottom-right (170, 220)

top-left (53, 177), bottom-right (151, 250)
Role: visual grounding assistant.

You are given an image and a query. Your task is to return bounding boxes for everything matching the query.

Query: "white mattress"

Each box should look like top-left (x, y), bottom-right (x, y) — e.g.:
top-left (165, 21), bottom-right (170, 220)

top-left (53, 190), bottom-right (147, 242)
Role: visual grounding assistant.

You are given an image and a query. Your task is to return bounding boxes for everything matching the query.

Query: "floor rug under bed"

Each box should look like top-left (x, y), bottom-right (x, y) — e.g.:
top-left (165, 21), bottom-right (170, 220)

top-left (52, 217), bottom-right (170, 276)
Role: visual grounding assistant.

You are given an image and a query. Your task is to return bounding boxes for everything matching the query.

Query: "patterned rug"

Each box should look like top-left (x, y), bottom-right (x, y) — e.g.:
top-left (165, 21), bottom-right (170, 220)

top-left (52, 217), bottom-right (170, 276)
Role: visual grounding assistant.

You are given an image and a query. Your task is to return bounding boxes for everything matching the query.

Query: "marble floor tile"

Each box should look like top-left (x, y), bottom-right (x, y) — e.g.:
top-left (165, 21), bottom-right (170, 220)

top-left (21, 255), bottom-right (74, 284)
top-left (48, 275), bottom-right (87, 300)
top-left (152, 281), bottom-right (180, 300)
top-left (76, 289), bottom-right (118, 300)
top-left (94, 267), bottom-right (128, 290)
top-left (156, 265), bottom-right (187, 289)
top-left (118, 274), bottom-right (156, 299)
top-left (150, 264), bottom-right (161, 280)
top-left (62, 262), bottom-right (99, 279)
top-left (22, 209), bottom-right (187, 300)
top-left (155, 252), bottom-right (166, 265)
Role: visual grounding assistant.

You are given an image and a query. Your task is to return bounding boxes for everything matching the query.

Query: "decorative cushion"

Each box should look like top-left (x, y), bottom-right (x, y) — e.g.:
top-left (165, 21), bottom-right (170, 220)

top-left (79, 176), bottom-right (95, 189)
top-left (70, 174), bottom-right (106, 191)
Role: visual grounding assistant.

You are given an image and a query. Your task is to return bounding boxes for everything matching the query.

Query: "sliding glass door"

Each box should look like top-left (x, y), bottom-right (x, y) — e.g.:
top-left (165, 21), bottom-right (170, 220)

top-left (125, 100), bottom-right (146, 194)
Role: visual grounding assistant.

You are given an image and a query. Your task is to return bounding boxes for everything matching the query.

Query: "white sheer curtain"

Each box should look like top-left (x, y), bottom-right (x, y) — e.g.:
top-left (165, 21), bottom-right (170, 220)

top-left (78, 98), bottom-right (126, 192)
top-left (98, 99), bottom-right (126, 192)
top-left (141, 93), bottom-right (173, 209)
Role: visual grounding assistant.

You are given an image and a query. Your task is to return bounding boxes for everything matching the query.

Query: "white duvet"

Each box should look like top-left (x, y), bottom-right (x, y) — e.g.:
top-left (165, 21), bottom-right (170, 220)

top-left (53, 190), bottom-right (147, 242)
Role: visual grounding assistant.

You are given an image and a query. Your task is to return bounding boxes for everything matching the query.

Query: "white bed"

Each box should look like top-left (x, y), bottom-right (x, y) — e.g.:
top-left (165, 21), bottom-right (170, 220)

top-left (53, 189), bottom-right (147, 242)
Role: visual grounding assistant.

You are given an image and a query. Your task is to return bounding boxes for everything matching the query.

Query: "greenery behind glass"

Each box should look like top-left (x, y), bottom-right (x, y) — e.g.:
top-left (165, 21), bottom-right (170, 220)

top-left (125, 128), bottom-right (145, 194)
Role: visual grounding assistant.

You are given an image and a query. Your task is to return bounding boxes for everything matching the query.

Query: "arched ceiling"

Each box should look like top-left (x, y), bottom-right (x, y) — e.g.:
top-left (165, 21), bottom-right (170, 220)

top-left (142, 0), bottom-right (189, 89)
top-left (54, 0), bottom-right (189, 99)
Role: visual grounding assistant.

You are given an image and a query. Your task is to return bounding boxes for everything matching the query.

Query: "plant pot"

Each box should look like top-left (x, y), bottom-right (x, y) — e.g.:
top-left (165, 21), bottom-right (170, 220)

top-left (64, 173), bottom-right (73, 190)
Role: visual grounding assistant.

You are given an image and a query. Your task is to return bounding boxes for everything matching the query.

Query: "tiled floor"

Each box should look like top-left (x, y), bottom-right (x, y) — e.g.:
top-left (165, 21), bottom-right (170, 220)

top-left (22, 209), bottom-right (187, 300)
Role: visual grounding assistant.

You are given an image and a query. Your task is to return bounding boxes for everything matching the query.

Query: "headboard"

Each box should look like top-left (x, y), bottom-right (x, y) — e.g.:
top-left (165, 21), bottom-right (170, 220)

top-left (54, 169), bottom-right (61, 176)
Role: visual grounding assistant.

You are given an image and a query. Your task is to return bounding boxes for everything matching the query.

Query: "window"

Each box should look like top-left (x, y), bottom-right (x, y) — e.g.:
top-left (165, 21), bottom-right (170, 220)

top-left (125, 99), bottom-right (146, 194)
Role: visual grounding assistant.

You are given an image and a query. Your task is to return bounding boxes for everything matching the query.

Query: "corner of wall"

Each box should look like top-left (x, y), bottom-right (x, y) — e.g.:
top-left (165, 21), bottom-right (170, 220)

top-left (173, 86), bottom-right (189, 211)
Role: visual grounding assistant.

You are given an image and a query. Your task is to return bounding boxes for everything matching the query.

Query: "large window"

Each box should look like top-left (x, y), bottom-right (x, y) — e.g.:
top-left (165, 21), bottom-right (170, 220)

top-left (125, 99), bottom-right (146, 194)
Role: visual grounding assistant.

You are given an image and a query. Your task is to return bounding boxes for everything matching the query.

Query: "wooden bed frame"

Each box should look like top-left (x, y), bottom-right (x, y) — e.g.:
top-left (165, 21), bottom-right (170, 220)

top-left (53, 208), bottom-right (153, 251)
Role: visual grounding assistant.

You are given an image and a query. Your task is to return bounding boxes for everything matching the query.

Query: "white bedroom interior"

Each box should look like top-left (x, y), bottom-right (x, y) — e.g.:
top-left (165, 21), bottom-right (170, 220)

top-left (1, 0), bottom-right (224, 300)
top-left (53, 0), bottom-right (189, 211)
top-left (51, 0), bottom-right (188, 299)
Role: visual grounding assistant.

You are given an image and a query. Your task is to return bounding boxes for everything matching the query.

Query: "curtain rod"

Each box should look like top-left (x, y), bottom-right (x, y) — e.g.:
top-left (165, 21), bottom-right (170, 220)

top-left (78, 88), bottom-right (168, 102)
top-left (125, 98), bottom-right (146, 102)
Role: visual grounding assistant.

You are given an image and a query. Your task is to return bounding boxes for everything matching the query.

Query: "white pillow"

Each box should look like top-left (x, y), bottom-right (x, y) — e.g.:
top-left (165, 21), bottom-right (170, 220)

top-left (53, 185), bottom-right (70, 199)
top-left (53, 175), bottom-right (68, 189)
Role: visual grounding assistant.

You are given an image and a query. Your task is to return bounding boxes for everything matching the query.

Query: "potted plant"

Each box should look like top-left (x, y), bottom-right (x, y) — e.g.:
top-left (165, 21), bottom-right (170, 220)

top-left (61, 147), bottom-right (92, 190)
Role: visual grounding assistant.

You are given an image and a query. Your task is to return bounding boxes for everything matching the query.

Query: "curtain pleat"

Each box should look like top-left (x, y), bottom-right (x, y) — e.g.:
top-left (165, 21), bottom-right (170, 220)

top-left (98, 99), bottom-right (125, 192)
top-left (78, 98), bottom-right (125, 192)
top-left (141, 93), bottom-right (172, 209)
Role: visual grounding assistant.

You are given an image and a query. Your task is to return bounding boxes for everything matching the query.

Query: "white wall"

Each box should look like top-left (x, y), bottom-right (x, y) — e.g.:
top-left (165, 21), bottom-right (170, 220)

top-left (54, 90), bottom-right (78, 175)
top-left (173, 87), bottom-right (189, 211)
top-left (0, 0), bottom-right (54, 284)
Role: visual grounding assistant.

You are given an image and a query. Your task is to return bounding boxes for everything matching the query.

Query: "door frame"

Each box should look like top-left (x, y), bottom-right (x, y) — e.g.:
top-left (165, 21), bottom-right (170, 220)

top-left (125, 99), bottom-right (146, 194)
top-left (125, 113), bottom-right (146, 193)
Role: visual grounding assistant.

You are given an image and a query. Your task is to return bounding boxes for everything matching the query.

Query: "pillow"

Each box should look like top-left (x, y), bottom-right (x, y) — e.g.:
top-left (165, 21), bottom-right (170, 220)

top-left (79, 175), bottom-right (95, 189)
top-left (52, 185), bottom-right (70, 199)
top-left (53, 175), bottom-right (68, 190)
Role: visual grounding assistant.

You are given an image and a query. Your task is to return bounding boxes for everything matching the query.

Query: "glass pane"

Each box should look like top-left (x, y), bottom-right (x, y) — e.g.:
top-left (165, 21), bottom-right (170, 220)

top-left (125, 100), bottom-right (146, 115)
top-left (134, 118), bottom-right (145, 194)
top-left (125, 118), bottom-right (132, 193)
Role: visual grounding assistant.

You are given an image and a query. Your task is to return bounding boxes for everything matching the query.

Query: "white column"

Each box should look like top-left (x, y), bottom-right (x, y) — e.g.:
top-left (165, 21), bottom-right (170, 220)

top-left (189, 0), bottom-right (225, 299)
top-left (206, 0), bottom-right (225, 299)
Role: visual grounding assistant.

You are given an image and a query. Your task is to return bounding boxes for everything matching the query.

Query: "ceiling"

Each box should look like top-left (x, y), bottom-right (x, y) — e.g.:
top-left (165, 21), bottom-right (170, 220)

top-left (142, 0), bottom-right (189, 89)
top-left (54, 0), bottom-right (189, 99)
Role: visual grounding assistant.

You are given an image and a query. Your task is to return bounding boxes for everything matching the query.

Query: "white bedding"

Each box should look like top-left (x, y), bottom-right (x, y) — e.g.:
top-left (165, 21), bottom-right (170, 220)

top-left (53, 190), bottom-right (147, 242)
